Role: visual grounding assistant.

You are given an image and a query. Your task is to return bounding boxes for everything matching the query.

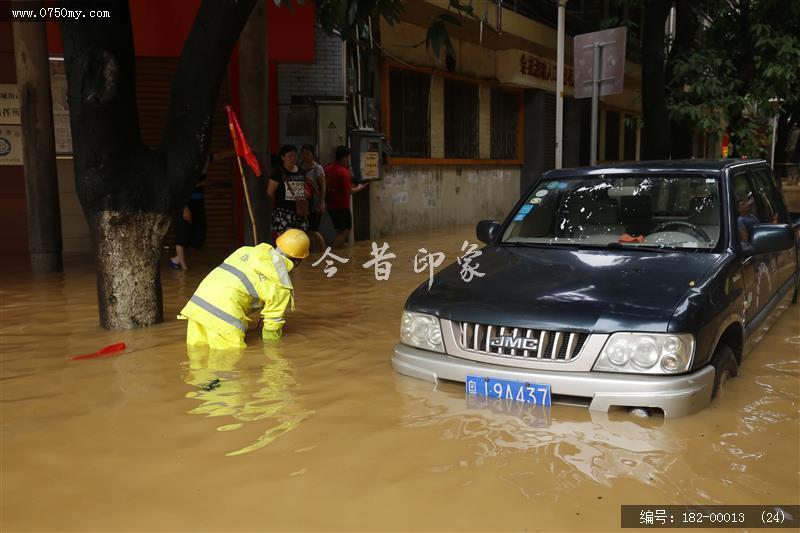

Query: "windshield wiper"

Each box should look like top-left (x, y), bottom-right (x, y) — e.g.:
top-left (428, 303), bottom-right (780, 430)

top-left (605, 242), bottom-right (674, 252)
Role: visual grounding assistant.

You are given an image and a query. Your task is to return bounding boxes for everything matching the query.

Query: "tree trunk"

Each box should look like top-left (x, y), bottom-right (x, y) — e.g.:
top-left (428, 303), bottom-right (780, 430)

top-left (641, 0), bottom-right (672, 159)
top-left (239, 0), bottom-right (270, 244)
top-left (12, 4), bottom-right (63, 272)
top-left (90, 211), bottom-right (170, 329)
top-left (61, 0), bottom-right (257, 330)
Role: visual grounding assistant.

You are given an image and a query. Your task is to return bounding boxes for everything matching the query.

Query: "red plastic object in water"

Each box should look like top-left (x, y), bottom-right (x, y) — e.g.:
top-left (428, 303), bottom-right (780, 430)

top-left (71, 342), bottom-right (127, 361)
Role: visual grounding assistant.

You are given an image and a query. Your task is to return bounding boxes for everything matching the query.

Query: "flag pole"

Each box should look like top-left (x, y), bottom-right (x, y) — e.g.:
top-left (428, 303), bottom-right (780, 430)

top-left (226, 107), bottom-right (259, 244)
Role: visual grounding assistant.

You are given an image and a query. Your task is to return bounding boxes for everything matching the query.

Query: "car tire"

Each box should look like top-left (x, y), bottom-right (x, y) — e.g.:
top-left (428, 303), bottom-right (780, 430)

top-left (711, 345), bottom-right (738, 399)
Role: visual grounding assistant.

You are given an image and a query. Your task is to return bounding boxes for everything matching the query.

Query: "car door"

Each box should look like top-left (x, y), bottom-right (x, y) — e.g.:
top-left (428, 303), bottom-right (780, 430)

top-left (731, 169), bottom-right (773, 326)
top-left (749, 166), bottom-right (796, 290)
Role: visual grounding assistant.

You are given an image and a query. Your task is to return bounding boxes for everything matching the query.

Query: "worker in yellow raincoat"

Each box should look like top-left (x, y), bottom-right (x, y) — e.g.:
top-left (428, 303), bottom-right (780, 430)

top-left (179, 229), bottom-right (310, 349)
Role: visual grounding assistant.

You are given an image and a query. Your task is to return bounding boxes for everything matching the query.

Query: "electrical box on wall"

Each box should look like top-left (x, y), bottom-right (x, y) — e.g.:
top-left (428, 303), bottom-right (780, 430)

top-left (349, 129), bottom-right (385, 182)
top-left (315, 101), bottom-right (347, 165)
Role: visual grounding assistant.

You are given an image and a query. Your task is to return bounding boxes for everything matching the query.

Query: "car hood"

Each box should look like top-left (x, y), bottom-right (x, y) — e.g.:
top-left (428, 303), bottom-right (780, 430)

top-left (405, 246), bottom-right (725, 333)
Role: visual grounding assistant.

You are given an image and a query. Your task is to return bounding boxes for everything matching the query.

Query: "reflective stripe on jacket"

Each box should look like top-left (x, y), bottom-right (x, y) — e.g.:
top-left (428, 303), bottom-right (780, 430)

top-left (179, 244), bottom-right (295, 338)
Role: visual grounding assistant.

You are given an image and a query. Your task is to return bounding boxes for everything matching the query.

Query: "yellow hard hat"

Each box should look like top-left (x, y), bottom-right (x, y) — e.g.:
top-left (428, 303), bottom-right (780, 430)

top-left (276, 229), bottom-right (310, 259)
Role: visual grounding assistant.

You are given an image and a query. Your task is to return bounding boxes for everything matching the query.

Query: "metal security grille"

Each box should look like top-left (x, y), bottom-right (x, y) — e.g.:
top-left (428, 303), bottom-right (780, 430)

top-left (455, 322), bottom-right (589, 361)
top-left (389, 69), bottom-right (430, 157)
top-left (444, 79), bottom-right (478, 159)
top-left (490, 88), bottom-right (519, 159)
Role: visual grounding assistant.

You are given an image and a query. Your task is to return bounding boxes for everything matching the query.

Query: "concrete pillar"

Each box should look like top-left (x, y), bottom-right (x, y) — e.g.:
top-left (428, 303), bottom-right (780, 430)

top-left (239, 0), bottom-right (270, 244)
top-left (12, 9), bottom-right (63, 272)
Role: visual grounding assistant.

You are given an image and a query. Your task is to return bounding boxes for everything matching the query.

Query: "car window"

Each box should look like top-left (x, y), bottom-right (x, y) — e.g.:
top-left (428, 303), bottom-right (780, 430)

top-left (502, 174), bottom-right (722, 250)
top-left (750, 168), bottom-right (784, 223)
top-left (732, 170), bottom-right (763, 245)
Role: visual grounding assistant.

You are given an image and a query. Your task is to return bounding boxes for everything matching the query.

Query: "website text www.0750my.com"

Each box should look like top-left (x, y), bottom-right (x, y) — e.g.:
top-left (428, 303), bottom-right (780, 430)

top-left (11, 7), bottom-right (111, 20)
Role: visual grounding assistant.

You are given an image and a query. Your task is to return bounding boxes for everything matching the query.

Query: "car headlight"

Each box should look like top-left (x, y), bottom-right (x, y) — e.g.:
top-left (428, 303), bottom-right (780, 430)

top-left (594, 333), bottom-right (694, 374)
top-left (400, 311), bottom-right (444, 353)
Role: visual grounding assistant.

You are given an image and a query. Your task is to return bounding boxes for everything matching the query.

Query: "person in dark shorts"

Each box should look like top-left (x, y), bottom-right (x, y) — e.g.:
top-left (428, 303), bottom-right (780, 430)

top-left (300, 144), bottom-right (326, 252)
top-left (267, 145), bottom-right (309, 242)
top-left (324, 146), bottom-right (367, 249)
top-left (170, 154), bottom-right (211, 270)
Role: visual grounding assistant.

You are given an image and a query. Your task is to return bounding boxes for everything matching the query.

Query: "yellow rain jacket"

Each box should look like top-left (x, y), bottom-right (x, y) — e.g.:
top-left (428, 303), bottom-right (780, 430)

top-left (180, 244), bottom-right (295, 347)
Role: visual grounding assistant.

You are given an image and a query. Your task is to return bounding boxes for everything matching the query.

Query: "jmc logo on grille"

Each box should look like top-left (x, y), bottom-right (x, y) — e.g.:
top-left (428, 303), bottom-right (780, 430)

top-left (489, 336), bottom-right (539, 350)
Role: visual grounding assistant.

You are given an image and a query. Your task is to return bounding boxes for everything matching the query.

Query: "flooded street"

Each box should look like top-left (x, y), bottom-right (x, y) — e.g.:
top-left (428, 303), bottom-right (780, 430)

top-left (2, 226), bottom-right (799, 531)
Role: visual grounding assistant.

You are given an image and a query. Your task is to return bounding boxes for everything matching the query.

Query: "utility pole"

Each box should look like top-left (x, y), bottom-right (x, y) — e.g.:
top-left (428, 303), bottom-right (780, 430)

top-left (12, 5), bottom-right (63, 272)
top-left (555, 0), bottom-right (567, 169)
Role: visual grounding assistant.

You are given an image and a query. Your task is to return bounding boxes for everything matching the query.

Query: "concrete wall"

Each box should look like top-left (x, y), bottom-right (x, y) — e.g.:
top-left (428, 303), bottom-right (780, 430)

top-left (369, 166), bottom-right (521, 238)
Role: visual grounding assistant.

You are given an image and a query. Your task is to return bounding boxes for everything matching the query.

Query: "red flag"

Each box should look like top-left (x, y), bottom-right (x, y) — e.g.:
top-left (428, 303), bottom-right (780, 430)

top-left (225, 105), bottom-right (261, 177)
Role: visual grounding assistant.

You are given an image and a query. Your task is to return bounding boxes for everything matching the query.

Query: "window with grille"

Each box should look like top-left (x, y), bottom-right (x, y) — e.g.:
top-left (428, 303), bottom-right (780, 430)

top-left (444, 79), bottom-right (478, 159)
top-left (389, 69), bottom-right (430, 157)
top-left (490, 88), bottom-right (520, 159)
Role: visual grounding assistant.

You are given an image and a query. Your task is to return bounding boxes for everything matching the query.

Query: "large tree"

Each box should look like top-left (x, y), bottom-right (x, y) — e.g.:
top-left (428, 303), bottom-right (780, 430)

top-left (61, 0), bottom-right (258, 329)
top-left (668, 0), bottom-right (800, 158)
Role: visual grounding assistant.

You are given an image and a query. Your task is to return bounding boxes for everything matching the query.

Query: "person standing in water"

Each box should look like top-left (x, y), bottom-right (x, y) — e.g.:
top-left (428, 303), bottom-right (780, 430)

top-left (268, 145), bottom-right (309, 242)
top-left (300, 144), bottom-right (326, 252)
top-left (324, 146), bottom-right (367, 249)
top-left (170, 154), bottom-right (211, 270)
top-left (169, 150), bottom-right (233, 270)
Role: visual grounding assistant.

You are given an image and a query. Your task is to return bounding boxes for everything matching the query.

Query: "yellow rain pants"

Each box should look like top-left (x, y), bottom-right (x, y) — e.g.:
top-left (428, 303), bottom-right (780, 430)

top-left (186, 320), bottom-right (246, 350)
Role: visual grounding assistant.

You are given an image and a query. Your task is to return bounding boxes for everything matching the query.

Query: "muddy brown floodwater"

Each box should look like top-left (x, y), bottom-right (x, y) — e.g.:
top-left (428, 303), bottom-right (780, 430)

top-left (2, 226), bottom-right (799, 531)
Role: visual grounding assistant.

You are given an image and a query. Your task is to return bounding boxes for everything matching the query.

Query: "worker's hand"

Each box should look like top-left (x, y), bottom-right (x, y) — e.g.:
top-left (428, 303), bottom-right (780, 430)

top-left (182, 206), bottom-right (192, 222)
top-left (262, 328), bottom-right (282, 341)
top-left (318, 201), bottom-right (326, 213)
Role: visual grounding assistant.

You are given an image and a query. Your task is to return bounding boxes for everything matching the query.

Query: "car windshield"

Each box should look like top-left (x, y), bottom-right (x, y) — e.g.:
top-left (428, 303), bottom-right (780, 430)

top-left (502, 174), bottom-right (722, 250)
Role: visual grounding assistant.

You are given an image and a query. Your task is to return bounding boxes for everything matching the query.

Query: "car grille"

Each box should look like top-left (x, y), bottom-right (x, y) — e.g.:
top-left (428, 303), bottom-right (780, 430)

top-left (454, 322), bottom-right (589, 361)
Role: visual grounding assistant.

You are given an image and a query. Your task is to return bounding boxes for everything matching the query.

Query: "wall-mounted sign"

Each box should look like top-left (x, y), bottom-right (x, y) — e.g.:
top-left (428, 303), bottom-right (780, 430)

top-left (0, 84), bottom-right (21, 125)
top-left (50, 60), bottom-right (73, 154)
top-left (362, 151), bottom-right (380, 180)
top-left (0, 125), bottom-right (23, 166)
top-left (519, 53), bottom-right (574, 89)
top-left (497, 50), bottom-right (574, 94)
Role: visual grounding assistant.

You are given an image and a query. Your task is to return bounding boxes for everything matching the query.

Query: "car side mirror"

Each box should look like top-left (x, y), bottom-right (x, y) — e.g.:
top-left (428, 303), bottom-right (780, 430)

top-left (747, 224), bottom-right (795, 255)
top-left (476, 220), bottom-right (501, 245)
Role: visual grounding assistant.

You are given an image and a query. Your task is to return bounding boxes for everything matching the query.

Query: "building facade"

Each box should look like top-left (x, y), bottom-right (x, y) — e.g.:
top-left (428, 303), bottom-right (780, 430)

top-left (366, 0), bottom-right (643, 238)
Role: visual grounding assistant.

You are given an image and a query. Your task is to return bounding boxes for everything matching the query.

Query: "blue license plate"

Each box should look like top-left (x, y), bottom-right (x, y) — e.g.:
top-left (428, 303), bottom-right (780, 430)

top-left (466, 375), bottom-right (551, 406)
